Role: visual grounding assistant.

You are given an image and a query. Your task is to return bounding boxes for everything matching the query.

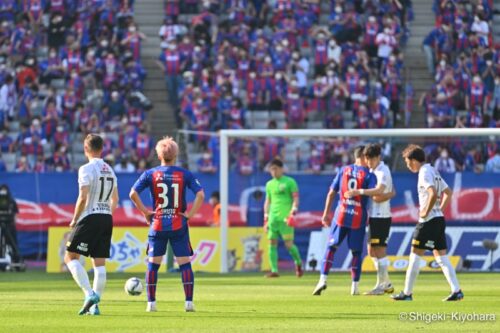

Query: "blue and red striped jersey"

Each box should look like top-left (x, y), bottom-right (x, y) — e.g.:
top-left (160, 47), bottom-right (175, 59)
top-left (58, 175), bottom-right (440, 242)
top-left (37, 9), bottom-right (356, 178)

top-left (132, 166), bottom-right (203, 232)
top-left (331, 164), bottom-right (376, 229)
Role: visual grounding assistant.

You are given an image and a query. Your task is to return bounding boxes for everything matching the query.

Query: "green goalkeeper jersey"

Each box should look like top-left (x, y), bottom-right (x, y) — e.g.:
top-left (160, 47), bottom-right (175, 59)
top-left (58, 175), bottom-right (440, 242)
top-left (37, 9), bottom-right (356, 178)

top-left (266, 175), bottom-right (298, 224)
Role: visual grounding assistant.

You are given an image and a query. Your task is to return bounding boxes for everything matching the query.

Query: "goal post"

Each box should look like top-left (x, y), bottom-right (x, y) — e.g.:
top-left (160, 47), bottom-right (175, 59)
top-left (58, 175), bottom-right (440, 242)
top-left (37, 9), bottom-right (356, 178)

top-left (219, 128), bottom-right (500, 273)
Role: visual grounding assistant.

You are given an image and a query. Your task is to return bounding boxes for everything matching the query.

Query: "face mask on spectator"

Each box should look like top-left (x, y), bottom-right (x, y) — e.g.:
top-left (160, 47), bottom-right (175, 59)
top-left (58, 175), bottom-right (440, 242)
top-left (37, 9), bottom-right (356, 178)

top-left (360, 80), bottom-right (366, 87)
top-left (129, 26), bottom-right (136, 33)
top-left (49, 52), bottom-right (56, 58)
top-left (335, 6), bottom-right (342, 14)
top-left (439, 60), bottom-right (446, 67)
top-left (317, 33), bottom-right (325, 39)
top-left (368, 16), bottom-right (376, 23)
top-left (486, 60), bottom-right (493, 66)
top-left (384, 28), bottom-right (391, 35)
top-left (276, 45), bottom-right (283, 52)
top-left (347, 67), bottom-right (355, 73)
top-left (275, 73), bottom-right (282, 80)
top-left (203, 153), bottom-right (211, 160)
top-left (57, 126), bottom-right (64, 133)
top-left (473, 77), bottom-right (481, 84)
top-left (441, 150), bottom-right (448, 158)
top-left (101, 40), bottom-right (108, 47)
top-left (329, 40), bottom-right (336, 48)
top-left (168, 44), bottom-right (176, 50)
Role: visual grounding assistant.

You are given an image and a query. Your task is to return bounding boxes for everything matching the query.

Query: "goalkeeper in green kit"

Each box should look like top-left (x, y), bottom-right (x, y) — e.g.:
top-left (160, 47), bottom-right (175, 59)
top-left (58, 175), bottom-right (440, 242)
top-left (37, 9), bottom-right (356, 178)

top-left (264, 159), bottom-right (303, 278)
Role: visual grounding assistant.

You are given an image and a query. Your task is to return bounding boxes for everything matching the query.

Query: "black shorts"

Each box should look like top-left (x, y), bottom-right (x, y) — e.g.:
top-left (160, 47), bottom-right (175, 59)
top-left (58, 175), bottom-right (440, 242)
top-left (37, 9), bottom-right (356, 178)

top-left (368, 217), bottom-right (392, 247)
top-left (412, 217), bottom-right (447, 251)
top-left (66, 214), bottom-right (113, 258)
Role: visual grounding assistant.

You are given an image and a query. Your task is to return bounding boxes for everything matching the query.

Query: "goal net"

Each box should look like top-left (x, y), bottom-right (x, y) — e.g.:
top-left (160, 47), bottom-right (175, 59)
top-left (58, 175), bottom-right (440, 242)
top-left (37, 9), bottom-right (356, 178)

top-left (180, 128), bottom-right (500, 273)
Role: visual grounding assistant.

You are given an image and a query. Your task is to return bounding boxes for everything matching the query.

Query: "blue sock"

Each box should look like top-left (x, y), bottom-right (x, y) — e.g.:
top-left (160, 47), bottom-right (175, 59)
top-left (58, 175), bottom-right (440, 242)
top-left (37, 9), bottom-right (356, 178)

top-left (146, 262), bottom-right (160, 302)
top-left (321, 246), bottom-right (336, 275)
top-left (179, 263), bottom-right (194, 302)
top-left (351, 251), bottom-right (362, 282)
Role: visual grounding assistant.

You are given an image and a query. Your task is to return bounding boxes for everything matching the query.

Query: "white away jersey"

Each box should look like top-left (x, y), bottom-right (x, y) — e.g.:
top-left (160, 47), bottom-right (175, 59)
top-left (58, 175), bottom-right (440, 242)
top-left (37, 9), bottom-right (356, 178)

top-left (417, 164), bottom-right (448, 223)
top-left (369, 161), bottom-right (393, 218)
top-left (77, 158), bottom-right (117, 222)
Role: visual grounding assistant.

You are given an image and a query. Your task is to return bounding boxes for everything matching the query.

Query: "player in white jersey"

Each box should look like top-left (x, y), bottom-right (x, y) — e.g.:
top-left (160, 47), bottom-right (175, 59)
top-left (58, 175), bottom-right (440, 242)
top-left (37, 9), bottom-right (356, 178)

top-left (64, 134), bottom-right (119, 315)
top-left (392, 144), bottom-right (463, 301)
top-left (362, 144), bottom-right (396, 296)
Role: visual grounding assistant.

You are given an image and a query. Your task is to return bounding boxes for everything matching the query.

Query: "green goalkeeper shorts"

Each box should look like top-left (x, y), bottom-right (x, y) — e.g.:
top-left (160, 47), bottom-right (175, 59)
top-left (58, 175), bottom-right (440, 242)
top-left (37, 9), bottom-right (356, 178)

top-left (267, 222), bottom-right (295, 241)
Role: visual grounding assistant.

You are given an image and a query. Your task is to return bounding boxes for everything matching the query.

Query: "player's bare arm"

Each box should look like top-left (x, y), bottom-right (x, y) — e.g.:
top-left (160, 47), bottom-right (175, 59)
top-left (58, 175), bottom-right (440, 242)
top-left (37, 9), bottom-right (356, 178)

top-left (372, 187), bottom-right (396, 203)
top-left (344, 183), bottom-right (386, 198)
top-left (129, 189), bottom-right (154, 224)
top-left (181, 190), bottom-right (205, 219)
top-left (420, 186), bottom-right (438, 218)
top-left (321, 189), bottom-right (336, 227)
top-left (440, 187), bottom-right (452, 211)
top-left (70, 185), bottom-right (89, 228)
top-left (110, 187), bottom-right (119, 213)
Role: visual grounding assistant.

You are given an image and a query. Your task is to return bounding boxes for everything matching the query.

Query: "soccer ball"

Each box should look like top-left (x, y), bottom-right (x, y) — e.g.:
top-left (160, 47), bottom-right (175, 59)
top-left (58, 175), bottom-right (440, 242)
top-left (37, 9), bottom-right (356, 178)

top-left (124, 277), bottom-right (143, 296)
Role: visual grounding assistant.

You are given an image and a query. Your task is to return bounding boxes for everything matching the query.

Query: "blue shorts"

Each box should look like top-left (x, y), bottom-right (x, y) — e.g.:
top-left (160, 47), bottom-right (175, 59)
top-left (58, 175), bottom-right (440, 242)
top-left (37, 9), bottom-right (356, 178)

top-left (328, 224), bottom-right (366, 252)
top-left (147, 225), bottom-right (194, 258)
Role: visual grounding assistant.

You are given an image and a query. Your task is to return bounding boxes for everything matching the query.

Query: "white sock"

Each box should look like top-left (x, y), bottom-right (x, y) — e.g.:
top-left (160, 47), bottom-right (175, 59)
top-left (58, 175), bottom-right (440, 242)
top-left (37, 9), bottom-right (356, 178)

top-left (66, 259), bottom-right (93, 297)
top-left (436, 255), bottom-right (460, 293)
top-left (319, 274), bottom-right (328, 284)
top-left (93, 266), bottom-right (106, 297)
top-left (403, 253), bottom-right (421, 295)
top-left (371, 257), bottom-right (380, 286)
top-left (378, 257), bottom-right (391, 284)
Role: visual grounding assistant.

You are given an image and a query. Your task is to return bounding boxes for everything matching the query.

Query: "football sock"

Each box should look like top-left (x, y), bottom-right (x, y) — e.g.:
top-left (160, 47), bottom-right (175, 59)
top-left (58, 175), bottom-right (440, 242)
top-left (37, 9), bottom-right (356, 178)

top-left (403, 253), bottom-right (421, 295)
top-left (146, 262), bottom-right (160, 302)
top-left (436, 255), bottom-right (460, 293)
top-left (180, 263), bottom-right (194, 302)
top-left (288, 244), bottom-right (302, 266)
top-left (321, 246), bottom-right (336, 276)
top-left (371, 257), bottom-right (380, 286)
top-left (378, 257), bottom-right (390, 284)
top-left (66, 259), bottom-right (93, 297)
top-left (93, 266), bottom-right (106, 297)
top-left (351, 251), bottom-right (362, 282)
top-left (269, 244), bottom-right (278, 273)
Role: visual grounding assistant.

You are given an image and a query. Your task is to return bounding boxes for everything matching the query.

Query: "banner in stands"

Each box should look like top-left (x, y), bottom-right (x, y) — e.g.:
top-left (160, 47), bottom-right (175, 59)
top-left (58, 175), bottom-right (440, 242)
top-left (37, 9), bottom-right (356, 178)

top-left (2, 172), bottom-right (500, 231)
top-left (46, 227), bottom-right (268, 273)
top-left (306, 226), bottom-right (500, 272)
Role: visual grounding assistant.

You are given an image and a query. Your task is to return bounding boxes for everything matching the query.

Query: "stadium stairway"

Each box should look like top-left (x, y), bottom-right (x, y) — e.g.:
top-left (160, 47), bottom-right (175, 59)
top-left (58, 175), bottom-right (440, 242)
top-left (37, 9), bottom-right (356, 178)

top-left (494, 0), bottom-right (500, 43)
top-left (404, 0), bottom-right (435, 129)
top-left (135, 0), bottom-right (178, 140)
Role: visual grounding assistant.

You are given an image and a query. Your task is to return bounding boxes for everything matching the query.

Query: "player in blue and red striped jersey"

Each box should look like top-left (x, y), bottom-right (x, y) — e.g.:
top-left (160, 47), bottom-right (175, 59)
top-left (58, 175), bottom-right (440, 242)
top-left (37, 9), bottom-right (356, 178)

top-left (129, 136), bottom-right (205, 313)
top-left (313, 146), bottom-right (386, 296)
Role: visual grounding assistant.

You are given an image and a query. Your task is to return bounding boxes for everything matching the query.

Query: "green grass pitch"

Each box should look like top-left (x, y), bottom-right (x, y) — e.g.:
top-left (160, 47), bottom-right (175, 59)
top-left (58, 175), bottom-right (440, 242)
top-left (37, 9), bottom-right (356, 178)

top-left (0, 271), bottom-right (498, 333)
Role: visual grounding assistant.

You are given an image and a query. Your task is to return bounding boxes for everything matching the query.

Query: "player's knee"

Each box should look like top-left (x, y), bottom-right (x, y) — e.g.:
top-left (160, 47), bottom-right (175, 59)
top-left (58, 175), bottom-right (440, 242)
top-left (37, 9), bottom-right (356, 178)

top-left (64, 251), bottom-right (77, 264)
top-left (435, 255), bottom-right (445, 267)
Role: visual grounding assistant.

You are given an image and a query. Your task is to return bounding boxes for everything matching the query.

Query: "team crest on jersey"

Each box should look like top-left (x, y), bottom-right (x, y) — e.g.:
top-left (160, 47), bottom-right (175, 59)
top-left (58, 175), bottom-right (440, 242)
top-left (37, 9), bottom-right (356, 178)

top-left (278, 184), bottom-right (286, 193)
top-left (155, 174), bottom-right (163, 181)
top-left (195, 179), bottom-right (201, 186)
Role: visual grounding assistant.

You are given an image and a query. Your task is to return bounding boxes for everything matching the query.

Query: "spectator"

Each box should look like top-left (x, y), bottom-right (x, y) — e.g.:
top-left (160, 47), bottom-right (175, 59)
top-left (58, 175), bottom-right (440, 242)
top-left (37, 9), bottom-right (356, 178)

top-left (0, 130), bottom-right (13, 152)
top-left (485, 148), bottom-right (500, 173)
top-left (114, 155), bottom-right (136, 173)
top-left (157, 39), bottom-right (183, 109)
top-left (434, 148), bottom-right (456, 173)
top-left (197, 150), bottom-right (217, 173)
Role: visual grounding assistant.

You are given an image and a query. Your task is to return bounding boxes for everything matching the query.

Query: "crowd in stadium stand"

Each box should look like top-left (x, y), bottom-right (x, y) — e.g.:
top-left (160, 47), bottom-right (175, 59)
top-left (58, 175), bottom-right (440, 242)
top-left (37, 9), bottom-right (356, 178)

top-left (419, 0), bottom-right (500, 172)
top-left (0, 0), bottom-right (154, 172)
top-left (155, 0), bottom-right (414, 173)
